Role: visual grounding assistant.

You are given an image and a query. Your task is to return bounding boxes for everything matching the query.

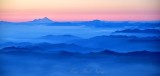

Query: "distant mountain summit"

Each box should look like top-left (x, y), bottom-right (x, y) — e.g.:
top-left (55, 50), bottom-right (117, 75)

top-left (38, 35), bottom-right (82, 43)
top-left (30, 17), bottom-right (54, 23)
top-left (40, 35), bottom-right (81, 40)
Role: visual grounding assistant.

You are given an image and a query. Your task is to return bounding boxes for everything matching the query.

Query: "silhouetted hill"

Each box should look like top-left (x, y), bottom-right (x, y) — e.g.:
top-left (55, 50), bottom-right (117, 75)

top-left (1, 35), bottom-right (159, 53)
top-left (39, 35), bottom-right (82, 43)
top-left (115, 29), bottom-right (160, 34)
top-left (125, 50), bottom-right (160, 56)
top-left (0, 42), bottom-right (32, 49)
top-left (1, 47), bottom-right (159, 58)
top-left (0, 47), bottom-right (31, 53)
top-left (97, 50), bottom-right (121, 55)
top-left (0, 43), bottom-right (101, 53)
top-left (70, 35), bottom-right (160, 52)
top-left (129, 37), bottom-right (160, 42)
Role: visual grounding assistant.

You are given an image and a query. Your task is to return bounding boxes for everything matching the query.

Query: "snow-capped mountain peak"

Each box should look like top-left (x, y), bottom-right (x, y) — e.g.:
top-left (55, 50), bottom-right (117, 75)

top-left (31, 17), bottom-right (54, 23)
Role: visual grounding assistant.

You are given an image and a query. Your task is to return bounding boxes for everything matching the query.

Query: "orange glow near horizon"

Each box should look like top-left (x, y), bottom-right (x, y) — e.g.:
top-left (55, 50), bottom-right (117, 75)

top-left (0, 0), bottom-right (160, 22)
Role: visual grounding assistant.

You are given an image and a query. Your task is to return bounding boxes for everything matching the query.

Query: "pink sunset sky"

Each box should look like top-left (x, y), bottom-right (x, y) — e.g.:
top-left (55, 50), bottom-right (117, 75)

top-left (0, 0), bottom-right (160, 22)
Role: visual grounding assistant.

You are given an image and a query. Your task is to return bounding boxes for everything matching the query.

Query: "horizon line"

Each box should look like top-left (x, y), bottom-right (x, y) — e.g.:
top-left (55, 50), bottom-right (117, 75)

top-left (1, 17), bottom-right (160, 22)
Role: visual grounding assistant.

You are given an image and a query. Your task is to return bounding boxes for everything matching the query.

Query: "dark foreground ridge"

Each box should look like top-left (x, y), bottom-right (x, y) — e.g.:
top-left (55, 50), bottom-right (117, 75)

top-left (0, 47), bottom-right (160, 58)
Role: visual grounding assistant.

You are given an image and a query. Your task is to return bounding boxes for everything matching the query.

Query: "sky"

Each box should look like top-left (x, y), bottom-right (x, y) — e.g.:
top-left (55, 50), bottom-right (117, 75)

top-left (0, 0), bottom-right (160, 22)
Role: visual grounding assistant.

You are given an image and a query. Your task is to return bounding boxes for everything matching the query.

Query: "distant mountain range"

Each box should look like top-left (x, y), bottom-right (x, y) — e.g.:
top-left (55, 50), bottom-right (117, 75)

top-left (115, 29), bottom-right (160, 34)
top-left (0, 42), bottom-right (101, 53)
top-left (1, 47), bottom-right (160, 58)
top-left (0, 17), bottom-right (160, 53)
top-left (0, 17), bottom-right (160, 28)
top-left (38, 34), bottom-right (82, 43)
top-left (0, 35), bottom-right (160, 52)
top-left (69, 35), bottom-right (160, 52)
